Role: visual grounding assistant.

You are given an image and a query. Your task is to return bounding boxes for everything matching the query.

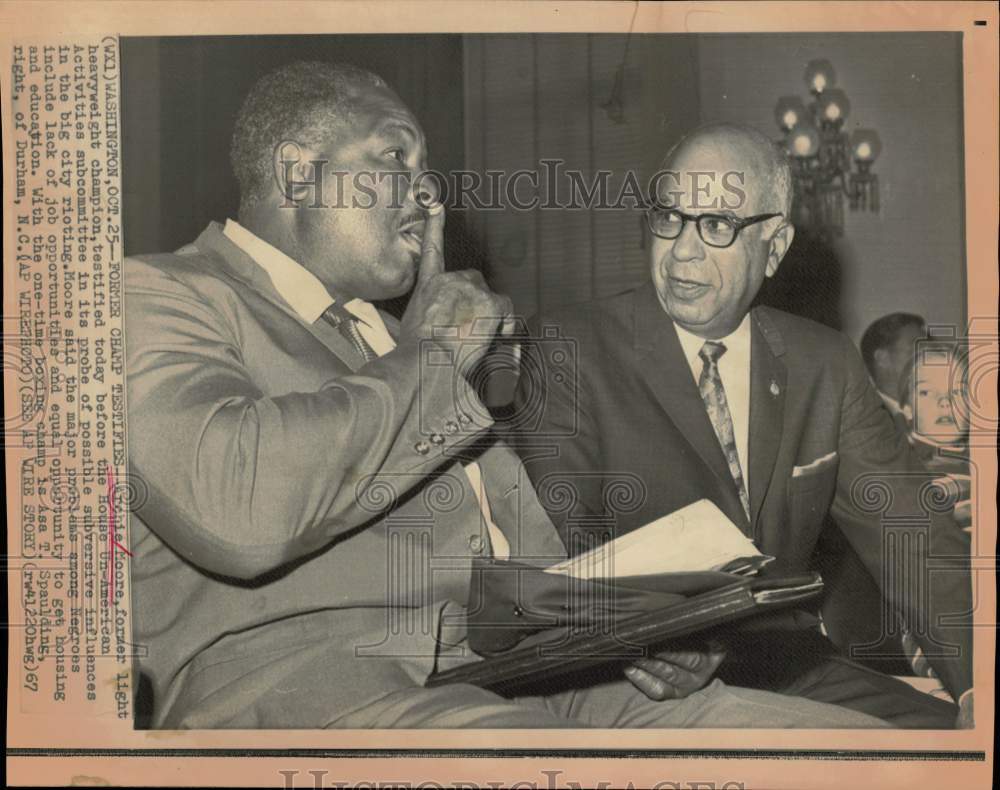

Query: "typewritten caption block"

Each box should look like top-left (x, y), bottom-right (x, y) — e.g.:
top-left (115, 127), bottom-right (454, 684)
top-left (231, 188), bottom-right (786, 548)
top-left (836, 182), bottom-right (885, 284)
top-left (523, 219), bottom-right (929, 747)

top-left (7, 35), bottom-right (137, 722)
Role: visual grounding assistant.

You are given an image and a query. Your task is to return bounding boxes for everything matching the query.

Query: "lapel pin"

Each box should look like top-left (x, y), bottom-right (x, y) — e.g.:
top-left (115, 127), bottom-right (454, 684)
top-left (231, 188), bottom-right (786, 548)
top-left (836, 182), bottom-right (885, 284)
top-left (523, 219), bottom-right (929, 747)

top-left (770, 380), bottom-right (781, 397)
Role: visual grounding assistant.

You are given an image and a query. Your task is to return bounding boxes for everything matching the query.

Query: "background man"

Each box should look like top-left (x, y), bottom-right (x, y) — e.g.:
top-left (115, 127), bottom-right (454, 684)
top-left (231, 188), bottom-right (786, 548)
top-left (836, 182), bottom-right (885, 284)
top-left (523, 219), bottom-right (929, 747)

top-left (125, 64), bottom-right (879, 729)
top-left (512, 123), bottom-right (973, 728)
top-left (860, 312), bottom-right (928, 420)
top-left (826, 313), bottom-right (929, 666)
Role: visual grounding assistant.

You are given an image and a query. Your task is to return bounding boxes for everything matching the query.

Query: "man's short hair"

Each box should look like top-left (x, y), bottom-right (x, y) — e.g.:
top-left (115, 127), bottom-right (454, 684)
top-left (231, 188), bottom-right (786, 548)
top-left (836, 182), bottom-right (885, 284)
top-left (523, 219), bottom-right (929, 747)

top-left (860, 312), bottom-right (927, 373)
top-left (230, 61), bottom-right (388, 209)
top-left (659, 122), bottom-right (794, 217)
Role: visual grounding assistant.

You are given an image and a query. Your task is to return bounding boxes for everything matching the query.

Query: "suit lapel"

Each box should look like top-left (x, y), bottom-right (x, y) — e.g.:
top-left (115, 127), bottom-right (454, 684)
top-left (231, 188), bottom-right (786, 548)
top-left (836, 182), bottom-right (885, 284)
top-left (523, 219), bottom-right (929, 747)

top-left (747, 307), bottom-right (787, 530)
top-left (631, 283), bottom-right (748, 530)
top-left (193, 223), bottom-right (365, 372)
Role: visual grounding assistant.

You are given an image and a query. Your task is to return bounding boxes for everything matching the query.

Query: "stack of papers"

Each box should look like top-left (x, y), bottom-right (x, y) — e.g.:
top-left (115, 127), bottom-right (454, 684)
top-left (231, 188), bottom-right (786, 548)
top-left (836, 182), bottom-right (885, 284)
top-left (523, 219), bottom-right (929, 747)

top-left (545, 499), bottom-right (772, 580)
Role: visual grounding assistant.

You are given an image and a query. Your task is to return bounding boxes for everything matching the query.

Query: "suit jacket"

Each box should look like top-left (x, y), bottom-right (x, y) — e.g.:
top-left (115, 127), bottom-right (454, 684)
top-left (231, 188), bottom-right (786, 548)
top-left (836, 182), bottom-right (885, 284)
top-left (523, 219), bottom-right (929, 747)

top-left (510, 282), bottom-right (973, 700)
top-left (125, 223), bottom-right (566, 728)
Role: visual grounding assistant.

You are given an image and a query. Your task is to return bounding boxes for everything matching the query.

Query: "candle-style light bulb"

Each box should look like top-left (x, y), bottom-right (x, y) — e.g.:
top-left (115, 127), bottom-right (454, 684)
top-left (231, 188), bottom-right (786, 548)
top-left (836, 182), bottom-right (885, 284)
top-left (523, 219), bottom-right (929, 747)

top-left (850, 129), bottom-right (882, 162)
top-left (804, 59), bottom-right (836, 96)
top-left (775, 96), bottom-right (808, 132)
top-left (788, 122), bottom-right (820, 158)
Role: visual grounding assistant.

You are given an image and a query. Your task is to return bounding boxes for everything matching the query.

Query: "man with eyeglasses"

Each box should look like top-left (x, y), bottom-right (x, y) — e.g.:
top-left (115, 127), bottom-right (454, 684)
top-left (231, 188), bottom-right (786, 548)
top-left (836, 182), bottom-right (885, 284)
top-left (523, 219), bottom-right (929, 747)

top-left (511, 122), bottom-right (974, 728)
top-left (126, 66), bottom-right (891, 730)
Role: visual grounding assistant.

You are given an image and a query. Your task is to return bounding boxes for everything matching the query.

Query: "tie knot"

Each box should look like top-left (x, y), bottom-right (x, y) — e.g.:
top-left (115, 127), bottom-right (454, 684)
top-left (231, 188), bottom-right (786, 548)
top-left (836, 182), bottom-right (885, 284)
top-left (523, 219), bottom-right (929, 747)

top-left (320, 302), bottom-right (378, 363)
top-left (321, 302), bottom-right (352, 328)
top-left (699, 340), bottom-right (727, 364)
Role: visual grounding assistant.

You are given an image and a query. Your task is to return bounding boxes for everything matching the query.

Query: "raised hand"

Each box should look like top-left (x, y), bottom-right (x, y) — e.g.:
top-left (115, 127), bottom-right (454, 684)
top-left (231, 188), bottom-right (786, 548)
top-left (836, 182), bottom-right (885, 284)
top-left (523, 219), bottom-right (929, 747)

top-left (400, 202), bottom-right (513, 368)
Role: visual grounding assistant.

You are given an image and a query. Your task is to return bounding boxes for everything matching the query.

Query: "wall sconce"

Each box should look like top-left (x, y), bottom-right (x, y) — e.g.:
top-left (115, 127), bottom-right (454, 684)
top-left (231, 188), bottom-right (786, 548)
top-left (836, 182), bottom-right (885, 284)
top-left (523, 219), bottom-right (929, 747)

top-left (775, 59), bottom-right (881, 239)
top-left (850, 129), bottom-right (882, 211)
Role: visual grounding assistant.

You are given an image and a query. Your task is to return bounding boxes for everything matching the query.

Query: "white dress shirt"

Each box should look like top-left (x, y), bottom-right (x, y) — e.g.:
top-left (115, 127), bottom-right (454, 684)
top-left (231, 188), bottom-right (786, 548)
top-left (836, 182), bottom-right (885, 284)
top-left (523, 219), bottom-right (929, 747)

top-left (222, 219), bottom-right (509, 559)
top-left (223, 219), bottom-right (396, 355)
top-left (672, 314), bottom-right (752, 492)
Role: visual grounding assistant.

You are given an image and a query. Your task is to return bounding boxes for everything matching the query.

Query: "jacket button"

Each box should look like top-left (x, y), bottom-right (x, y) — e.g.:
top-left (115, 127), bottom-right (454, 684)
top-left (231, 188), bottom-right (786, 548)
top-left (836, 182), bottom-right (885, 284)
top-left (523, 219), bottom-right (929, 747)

top-left (414, 441), bottom-right (430, 455)
top-left (444, 420), bottom-right (458, 434)
top-left (429, 432), bottom-right (445, 445)
top-left (468, 534), bottom-right (485, 553)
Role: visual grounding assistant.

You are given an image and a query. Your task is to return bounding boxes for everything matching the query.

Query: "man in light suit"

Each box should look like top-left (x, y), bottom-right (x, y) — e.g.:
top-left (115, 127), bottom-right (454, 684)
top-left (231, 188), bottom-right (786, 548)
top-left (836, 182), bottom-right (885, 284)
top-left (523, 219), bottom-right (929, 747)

top-left (511, 123), bottom-right (974, 728)
top-left (125, 64), bottom-right (885, 729)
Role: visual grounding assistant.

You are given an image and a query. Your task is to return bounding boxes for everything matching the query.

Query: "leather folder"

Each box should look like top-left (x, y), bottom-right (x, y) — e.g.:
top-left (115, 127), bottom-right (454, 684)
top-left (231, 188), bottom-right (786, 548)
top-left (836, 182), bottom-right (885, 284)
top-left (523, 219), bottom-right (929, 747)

top-left (425, 559), bottom-right (824, 694)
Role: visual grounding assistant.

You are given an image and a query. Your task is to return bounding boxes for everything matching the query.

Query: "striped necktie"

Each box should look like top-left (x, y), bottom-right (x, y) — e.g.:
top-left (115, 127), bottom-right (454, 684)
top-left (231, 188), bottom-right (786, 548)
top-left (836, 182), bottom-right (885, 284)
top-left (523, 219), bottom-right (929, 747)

top-left (321, 303), bottom-right (378, 363)
top-left (698, 340), bottom-right (751, 520)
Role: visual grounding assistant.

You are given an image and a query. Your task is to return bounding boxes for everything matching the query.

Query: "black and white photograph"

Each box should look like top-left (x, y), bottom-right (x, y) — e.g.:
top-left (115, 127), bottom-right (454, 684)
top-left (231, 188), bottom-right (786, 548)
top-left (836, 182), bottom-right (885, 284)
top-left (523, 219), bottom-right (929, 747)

top-left (119, 31), bottom-right (976, 730)
top-left (3, 3), bottom-right (996, 788)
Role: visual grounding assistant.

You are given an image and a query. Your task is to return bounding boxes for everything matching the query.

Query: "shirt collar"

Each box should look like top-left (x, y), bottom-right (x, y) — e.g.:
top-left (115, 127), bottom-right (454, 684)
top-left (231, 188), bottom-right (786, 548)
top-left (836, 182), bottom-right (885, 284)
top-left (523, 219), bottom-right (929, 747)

top-left (673, 313), bottom-right (752, 369)
top-left (223, 219), bottom-right (384, 333)
top-left (340, 298), bottom-right (384, 332)
top-left (224, 219), bottom-right (335, 323)
top-left (878, 390), bottom-right (904, 415)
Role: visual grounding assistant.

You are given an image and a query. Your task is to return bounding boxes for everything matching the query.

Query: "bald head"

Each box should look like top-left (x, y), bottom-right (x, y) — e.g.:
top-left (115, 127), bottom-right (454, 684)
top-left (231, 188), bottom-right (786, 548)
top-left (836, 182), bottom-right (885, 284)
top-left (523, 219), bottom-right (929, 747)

top-left (659, 123), bottom-right (793, 217)
top-left (647, 122), bottom-right (796, 340)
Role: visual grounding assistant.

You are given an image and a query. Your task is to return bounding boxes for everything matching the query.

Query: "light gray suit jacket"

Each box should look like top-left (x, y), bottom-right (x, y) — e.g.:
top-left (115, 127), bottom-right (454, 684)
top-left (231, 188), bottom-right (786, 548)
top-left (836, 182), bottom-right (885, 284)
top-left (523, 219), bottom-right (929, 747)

top-left (125, 223), bottom-right (566, 728)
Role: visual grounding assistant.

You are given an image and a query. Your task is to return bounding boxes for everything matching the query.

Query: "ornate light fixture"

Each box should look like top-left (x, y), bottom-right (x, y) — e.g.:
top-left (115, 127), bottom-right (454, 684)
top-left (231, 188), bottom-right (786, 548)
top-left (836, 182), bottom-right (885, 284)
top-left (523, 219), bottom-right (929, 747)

top-left (775, 59), bottom-right (881, 238)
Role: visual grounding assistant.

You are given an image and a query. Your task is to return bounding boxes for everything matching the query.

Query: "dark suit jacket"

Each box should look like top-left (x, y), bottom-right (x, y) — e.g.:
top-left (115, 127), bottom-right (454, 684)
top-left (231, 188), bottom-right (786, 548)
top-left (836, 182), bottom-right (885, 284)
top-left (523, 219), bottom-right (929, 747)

top-left (510, 282), bottom-right (973, 700)
top-left (125, 223), bottom-right (565, 727)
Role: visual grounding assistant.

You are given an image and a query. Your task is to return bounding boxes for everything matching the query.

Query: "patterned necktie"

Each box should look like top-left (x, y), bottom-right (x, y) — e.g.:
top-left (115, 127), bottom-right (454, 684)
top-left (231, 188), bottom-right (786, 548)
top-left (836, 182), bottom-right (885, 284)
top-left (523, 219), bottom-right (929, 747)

top-left (698, 340), bottom-right (751, 520)
top-left (321, 303), bottom-right (378, 363)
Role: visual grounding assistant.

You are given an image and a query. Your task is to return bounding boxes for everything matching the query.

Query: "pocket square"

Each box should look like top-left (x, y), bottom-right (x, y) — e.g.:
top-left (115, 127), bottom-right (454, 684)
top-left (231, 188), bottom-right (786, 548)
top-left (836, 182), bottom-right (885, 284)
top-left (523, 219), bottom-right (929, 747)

top-left (792, 451), bottom-right (838, 477)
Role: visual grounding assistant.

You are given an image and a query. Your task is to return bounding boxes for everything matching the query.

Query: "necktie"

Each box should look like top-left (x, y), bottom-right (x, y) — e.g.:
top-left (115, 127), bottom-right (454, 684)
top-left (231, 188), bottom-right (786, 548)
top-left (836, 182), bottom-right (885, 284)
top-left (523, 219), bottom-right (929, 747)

top-left (321, 303), bottom-right (378, 364)
top-left (698, 340), bottom-right (751, 520)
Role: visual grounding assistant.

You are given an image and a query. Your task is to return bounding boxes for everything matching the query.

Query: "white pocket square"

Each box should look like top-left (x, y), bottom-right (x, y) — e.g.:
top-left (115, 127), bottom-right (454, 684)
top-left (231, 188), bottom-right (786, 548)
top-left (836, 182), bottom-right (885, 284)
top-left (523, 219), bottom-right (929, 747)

top-left (792, 451), bottom-right (838, 477)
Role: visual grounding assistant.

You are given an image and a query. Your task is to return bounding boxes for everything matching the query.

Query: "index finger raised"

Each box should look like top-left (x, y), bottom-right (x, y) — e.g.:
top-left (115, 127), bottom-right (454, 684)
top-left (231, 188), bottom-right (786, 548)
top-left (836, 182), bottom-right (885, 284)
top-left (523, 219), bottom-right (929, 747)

top-left (417, 202), bottom-right (446, 287)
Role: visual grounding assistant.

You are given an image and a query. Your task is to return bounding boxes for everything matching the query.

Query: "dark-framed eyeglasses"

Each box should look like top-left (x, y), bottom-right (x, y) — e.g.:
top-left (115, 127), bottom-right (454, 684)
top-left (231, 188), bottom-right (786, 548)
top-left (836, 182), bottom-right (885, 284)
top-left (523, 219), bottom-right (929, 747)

top-left (645, 205), bottom-right (782, 249)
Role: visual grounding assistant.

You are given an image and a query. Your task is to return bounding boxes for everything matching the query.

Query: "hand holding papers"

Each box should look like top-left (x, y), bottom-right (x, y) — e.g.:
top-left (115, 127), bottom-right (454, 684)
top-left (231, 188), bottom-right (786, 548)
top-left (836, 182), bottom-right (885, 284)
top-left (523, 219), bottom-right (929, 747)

top-left (426, 500), bottom-right (822, 693)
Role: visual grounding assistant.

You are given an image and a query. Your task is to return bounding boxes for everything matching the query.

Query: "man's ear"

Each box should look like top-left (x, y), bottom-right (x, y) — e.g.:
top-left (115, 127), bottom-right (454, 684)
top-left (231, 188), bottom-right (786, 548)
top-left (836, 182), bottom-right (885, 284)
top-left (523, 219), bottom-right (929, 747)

top-left (764, 221), bottom-right (795, 278)
top-left (272, 139), bottom-right (322, 206)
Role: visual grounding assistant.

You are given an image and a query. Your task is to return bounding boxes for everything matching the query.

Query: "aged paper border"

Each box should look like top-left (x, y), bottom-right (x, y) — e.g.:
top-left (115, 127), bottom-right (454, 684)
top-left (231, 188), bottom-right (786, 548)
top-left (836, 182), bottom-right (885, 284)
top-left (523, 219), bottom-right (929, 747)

top-left (2, 1), bottom-right (996, 787)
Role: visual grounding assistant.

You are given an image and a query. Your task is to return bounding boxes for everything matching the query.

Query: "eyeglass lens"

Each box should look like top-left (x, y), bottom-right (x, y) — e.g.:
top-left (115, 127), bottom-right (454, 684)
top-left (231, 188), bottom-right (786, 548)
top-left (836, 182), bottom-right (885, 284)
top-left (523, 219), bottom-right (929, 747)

top-left (649, 210), bottom-right (737, 247)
